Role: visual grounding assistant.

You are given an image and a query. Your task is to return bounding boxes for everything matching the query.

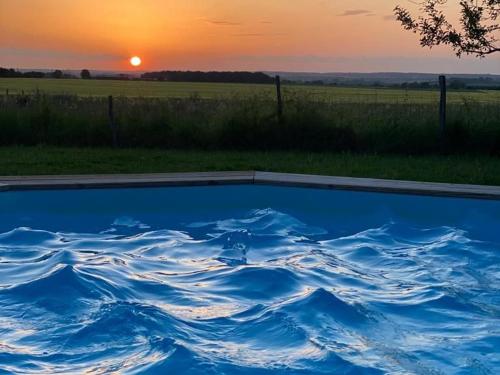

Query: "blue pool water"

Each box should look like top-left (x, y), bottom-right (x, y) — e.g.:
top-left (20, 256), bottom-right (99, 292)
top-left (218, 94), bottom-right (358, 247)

top-left (0, 185), bottom-right (499, 374)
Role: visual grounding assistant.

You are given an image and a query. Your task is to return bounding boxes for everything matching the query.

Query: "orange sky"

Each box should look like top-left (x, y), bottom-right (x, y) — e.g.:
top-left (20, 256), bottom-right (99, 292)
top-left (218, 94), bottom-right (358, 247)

top-left (1, 0), bottom-right (499, 73)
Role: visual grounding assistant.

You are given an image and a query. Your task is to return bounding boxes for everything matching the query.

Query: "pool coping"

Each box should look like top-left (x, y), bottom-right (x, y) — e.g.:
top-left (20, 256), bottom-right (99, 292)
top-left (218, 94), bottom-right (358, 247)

top-left (1, 171), bottom-right (500, 200)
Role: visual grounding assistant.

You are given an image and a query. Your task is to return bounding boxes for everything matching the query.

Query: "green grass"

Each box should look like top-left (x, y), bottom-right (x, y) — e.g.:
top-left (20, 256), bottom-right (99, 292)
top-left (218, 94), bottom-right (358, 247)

top-left (2, 94), bottom-right (499, 154)
top-left (1, 147), bottom-right (500, 186)
top-left (1, 77), bottom-right (499, 103)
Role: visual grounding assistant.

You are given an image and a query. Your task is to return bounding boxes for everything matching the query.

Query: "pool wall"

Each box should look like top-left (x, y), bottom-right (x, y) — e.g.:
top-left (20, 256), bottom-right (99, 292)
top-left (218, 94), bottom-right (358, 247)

top-left (1, 171), bottom-right (500, 200)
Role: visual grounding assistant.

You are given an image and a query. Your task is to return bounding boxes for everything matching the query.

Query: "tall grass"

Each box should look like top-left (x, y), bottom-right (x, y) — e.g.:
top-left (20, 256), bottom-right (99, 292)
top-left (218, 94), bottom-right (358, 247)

top-left (0, 92), bottom-right (499, 155)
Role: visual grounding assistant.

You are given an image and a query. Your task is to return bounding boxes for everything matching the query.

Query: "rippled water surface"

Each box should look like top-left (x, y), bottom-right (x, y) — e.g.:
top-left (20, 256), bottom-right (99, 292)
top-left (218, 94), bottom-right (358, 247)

top-left (0, 185), bottom-right (499, 374)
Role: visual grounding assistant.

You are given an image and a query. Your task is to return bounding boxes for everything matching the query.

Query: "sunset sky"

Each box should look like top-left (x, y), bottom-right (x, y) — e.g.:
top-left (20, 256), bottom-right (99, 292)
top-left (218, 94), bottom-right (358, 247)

top-left (1, 0), bottom-right (499, 73)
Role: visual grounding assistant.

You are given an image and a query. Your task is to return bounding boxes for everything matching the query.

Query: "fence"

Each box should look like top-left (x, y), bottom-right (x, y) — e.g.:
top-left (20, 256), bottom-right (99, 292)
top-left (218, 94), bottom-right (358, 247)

top-left (0, 77), bottom-right (499, 155)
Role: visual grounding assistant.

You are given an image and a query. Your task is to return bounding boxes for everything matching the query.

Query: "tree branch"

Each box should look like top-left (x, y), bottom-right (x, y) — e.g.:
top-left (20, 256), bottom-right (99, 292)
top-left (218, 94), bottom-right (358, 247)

top-left (395, 0), bottom-right (499, 57)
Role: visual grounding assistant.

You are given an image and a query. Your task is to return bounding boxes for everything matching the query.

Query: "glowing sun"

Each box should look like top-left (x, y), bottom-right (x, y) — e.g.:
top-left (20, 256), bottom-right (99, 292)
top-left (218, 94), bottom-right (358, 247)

top-left (130, 56), bottom-right (142, 67)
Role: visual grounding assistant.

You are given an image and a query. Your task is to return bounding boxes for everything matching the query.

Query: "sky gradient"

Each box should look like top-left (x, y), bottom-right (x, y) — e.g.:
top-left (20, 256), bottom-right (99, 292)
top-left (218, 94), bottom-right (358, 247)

top-left (1, 0), bottom-right (499, 73)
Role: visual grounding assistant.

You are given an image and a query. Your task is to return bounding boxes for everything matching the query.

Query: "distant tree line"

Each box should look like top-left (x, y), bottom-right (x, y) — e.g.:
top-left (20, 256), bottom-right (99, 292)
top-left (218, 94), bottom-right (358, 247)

top-left (2, 66), bottom-right (499, 90)
top-left (284, 77), bottom-right (500, 90)
top-left (401, 77), bottom-right (500, 90)
top-left (1, 67), bottom-right (275, 84)
top-left (0, 68), bottom-right (45, 78)
top-left (80, 69), bottom-right (91, 79)
top-left (141, 71), bottom-right (275, 84)
top-left (0, 68), bottom-right (75, 79)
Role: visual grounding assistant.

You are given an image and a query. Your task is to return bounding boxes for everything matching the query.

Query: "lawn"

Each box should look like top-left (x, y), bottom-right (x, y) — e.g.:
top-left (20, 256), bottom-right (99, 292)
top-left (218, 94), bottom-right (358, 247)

top-left (1, 147), bottom-right (499, 186)
top-left (1, 77), bottom-right (499, 103)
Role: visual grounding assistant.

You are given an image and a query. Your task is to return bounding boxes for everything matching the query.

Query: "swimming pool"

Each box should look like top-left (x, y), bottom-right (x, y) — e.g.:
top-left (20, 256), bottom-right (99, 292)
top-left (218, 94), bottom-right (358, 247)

top-left (0, 184), bottom-right (499, 374)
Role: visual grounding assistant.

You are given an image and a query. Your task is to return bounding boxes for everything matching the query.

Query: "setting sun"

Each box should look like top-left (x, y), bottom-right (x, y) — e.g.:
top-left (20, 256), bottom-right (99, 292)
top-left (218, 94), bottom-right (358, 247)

top-left (130, 56), bottom-right (142, 67)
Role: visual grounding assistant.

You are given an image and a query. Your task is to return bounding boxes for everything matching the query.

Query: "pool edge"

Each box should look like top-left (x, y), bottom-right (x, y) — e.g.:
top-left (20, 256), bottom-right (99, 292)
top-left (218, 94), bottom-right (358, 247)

top-left (254, 172), bottom-right (500, 200)
top-left (0, 172), bottom-right (255, 191)
top-left (1, 171), bottom-right (500, 200)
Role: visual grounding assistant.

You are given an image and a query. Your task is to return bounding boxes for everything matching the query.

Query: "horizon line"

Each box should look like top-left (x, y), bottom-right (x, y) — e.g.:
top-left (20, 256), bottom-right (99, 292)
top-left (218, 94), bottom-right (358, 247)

top-left (4, 67), bottom-right (500, 77)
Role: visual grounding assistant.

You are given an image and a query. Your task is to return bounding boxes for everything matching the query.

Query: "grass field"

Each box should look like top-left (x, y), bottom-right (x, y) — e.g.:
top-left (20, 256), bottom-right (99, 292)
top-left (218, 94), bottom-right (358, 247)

top-left (1, 91), bottom-right (499, 154)
top-left (1, 78), bottom-right (499, 156)
top-left (1, 147), bottom-right (499, 186)
top-left (1, 77), bottom-right (500, 103)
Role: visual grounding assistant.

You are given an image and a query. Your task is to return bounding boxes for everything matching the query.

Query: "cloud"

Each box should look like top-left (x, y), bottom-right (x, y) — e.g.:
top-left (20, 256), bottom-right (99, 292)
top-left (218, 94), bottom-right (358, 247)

top-left (231, 33), bottom-right (285, 37)
top-left (338, 9), bottom-right (373, 17)
top-left (0, 47), bottom-right (120, 61)
top-left (383, 14), bottom-right (397, 21)
top-left (205, 19), bottom-right (241, 26)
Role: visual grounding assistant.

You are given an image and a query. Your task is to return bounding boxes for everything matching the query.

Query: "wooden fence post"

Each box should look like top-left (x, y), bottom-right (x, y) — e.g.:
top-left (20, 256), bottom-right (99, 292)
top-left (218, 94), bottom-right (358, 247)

top-left (275, 75), bottom-right (283, 119)
top-left (439, 75), bottom-right (446, 136)
top-left (108, 95), bottom-right (118, 148)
